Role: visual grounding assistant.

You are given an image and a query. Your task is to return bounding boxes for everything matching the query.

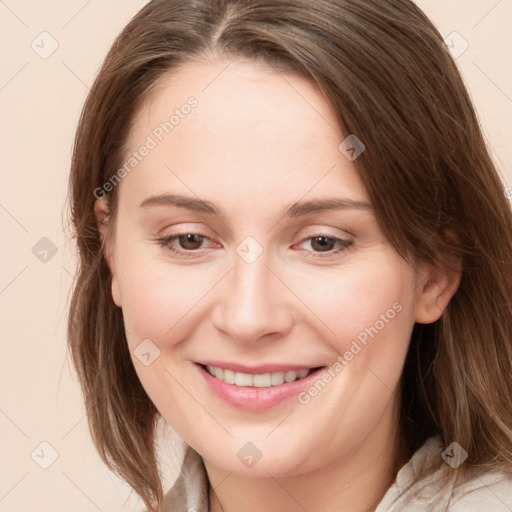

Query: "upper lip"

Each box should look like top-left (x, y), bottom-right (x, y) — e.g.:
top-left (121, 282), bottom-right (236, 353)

top-left (196, 361), bottom-right (323, 374)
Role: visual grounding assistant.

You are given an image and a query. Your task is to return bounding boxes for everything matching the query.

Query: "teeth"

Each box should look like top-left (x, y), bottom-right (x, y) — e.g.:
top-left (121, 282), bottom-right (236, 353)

top-left (284, 370), bottom-right (297, 382)
top-left (297, 369), bottom-right (310, 379)
top-left (205, 365), bottom-right (312, 387)
top-left (253, 374), bottom-right (272, 387)
top-left (223, 369), bottom-right (236, 384)
top-left (271, 372), bottom-right (284, 385)
top-left (235, 372), bottom-right (253, 386)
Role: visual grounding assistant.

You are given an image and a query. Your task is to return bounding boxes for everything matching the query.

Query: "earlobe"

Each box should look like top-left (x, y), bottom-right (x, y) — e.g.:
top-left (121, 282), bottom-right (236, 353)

top-left (94, 198), bottom-right (122, 308)
top-left (414, 259), bottom-right (462, 324)
top-left (110, 275), bottom-right (122, 308)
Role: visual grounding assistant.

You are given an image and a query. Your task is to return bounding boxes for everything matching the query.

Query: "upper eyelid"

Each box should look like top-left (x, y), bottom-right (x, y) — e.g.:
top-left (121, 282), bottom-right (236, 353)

top-left (146, 207), bottom-right (367, 236)
top-left (159, 231), bottom-right (352, 250)
top-left (158, 221), bottom-right (355, 239)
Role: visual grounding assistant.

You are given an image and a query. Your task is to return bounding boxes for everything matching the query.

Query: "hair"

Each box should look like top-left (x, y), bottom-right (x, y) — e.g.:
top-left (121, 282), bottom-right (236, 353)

top-left (67, 0), bottom-right (512, 509)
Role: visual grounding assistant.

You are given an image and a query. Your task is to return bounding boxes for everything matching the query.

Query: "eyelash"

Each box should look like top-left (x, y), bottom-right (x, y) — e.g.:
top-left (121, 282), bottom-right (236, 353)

top-left (155, 231), bottom-right (353, 258)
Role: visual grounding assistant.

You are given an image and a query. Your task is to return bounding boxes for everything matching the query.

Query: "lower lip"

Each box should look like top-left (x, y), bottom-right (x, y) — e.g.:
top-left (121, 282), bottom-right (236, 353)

top-left (195, 364), bottom-right (325, 411)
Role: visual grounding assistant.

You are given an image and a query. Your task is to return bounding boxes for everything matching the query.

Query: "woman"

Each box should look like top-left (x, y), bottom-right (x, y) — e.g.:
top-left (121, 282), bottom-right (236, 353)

top-left (67, 0), bottom-right (512, 510)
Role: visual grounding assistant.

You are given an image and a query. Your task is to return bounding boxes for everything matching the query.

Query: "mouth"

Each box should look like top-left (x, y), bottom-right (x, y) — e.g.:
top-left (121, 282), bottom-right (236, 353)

top-left (200, 364), bottom-right (320, 387)
top-left (195, 362), bottom-right (326, 411)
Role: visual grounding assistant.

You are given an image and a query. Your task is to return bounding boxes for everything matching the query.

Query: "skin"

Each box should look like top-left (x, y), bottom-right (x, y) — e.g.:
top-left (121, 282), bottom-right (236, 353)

top-left (95, 59), bottom-right (461, 512)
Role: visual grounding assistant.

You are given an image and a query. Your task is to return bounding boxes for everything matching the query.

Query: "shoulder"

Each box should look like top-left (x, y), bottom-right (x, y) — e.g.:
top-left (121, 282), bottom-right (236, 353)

top-left (160, 444), bottom-right (209, 512)
top-left (376, 437), bottom-right (512, 512)
top-left (448, 465), bottom-right (512, 511)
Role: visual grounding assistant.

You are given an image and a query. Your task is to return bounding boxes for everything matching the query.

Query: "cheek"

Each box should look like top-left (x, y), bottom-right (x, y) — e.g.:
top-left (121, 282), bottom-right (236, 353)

top-left (115, 256), bottom-right (213, 418)
top-left (288, 256), bottom-right (417, 354)
top-left (118, 259), bottom-right (214, 346)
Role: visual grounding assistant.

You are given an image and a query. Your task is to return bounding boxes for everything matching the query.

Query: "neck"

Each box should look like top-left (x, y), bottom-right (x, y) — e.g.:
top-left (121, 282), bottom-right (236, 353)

top-left (205, 399), bottom-right (410, 512)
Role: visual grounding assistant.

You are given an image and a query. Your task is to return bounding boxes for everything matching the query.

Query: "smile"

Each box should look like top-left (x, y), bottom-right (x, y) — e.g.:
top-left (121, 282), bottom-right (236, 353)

top-left (204, 365), bottom-right (312, 387)
top-left (196, 362), bottom-right (326, 411)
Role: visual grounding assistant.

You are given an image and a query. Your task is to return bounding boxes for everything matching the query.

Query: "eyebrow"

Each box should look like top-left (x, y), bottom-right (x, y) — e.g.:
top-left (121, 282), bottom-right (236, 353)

top-left (139, 194), bottom-right (372, 217)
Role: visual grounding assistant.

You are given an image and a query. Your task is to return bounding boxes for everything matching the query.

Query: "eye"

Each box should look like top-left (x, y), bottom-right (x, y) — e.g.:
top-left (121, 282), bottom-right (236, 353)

top-left (155, 232), bottom-right (353, 259)
top-left (297, 235), bottom-right (352, 256)
top-left (156, 231), bottom-right (215, 256)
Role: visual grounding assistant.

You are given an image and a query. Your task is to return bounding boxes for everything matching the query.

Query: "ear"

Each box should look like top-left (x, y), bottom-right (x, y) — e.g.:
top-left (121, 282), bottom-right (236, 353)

top-left (94, 198), bottom-right (122, 308)
top-left (414, 257), bottom-right (462, 324)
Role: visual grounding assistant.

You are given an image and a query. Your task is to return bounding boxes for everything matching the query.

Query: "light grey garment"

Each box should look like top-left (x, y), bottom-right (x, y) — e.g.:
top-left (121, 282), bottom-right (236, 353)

top-left (160, 444), bottom-right (209, 512)
top-left (161, 437), bottom-right (512, 512)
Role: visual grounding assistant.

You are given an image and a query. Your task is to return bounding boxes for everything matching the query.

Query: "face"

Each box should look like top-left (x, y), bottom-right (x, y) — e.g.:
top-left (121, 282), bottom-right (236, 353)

top-left (98, 58), bottom-right (448, 478)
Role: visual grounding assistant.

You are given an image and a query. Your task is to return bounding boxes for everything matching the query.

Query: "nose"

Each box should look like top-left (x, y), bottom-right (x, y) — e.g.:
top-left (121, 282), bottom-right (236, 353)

top-left (211, 250), bottom-right (293, 345)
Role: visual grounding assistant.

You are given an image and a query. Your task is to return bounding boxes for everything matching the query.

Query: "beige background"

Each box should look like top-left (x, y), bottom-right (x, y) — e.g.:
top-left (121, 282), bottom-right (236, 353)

top-left (1, 1), bottom-right (511, 511)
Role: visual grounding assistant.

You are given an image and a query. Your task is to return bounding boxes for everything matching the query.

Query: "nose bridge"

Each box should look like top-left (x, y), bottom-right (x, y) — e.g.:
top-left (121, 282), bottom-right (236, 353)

top-left (212, 243), bottom-right (291, 343)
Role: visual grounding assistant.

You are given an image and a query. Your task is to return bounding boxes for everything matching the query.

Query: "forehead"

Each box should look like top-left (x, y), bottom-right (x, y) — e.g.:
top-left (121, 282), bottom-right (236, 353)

top-left (120, 58), bottom-right (369, 211)
top-left (132, 58), bottom-right (341, 141)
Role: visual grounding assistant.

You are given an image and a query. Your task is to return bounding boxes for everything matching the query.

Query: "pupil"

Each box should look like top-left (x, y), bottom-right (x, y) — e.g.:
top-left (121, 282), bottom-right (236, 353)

top-left (177, 235), bottom-right (336, 252)
top-left (180, 234), bottom-right (203, 249)
top-left (312, 236), bottom-right (333, 252)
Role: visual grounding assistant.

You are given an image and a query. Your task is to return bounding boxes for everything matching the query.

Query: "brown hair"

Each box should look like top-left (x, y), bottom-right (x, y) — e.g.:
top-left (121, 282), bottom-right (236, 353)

top-left (67, 0), bottom-right (512, 508)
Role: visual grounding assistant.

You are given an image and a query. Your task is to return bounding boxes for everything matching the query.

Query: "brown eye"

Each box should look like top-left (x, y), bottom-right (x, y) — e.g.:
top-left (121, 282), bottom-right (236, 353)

top-left (310, 236), bottom-right (337, 252)
top-left (177, 233), bottom-right (205, 250)
top-left (156, 231), bottom-right (213, 257)
top-left (297, 235), bottom-right (353, 257)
